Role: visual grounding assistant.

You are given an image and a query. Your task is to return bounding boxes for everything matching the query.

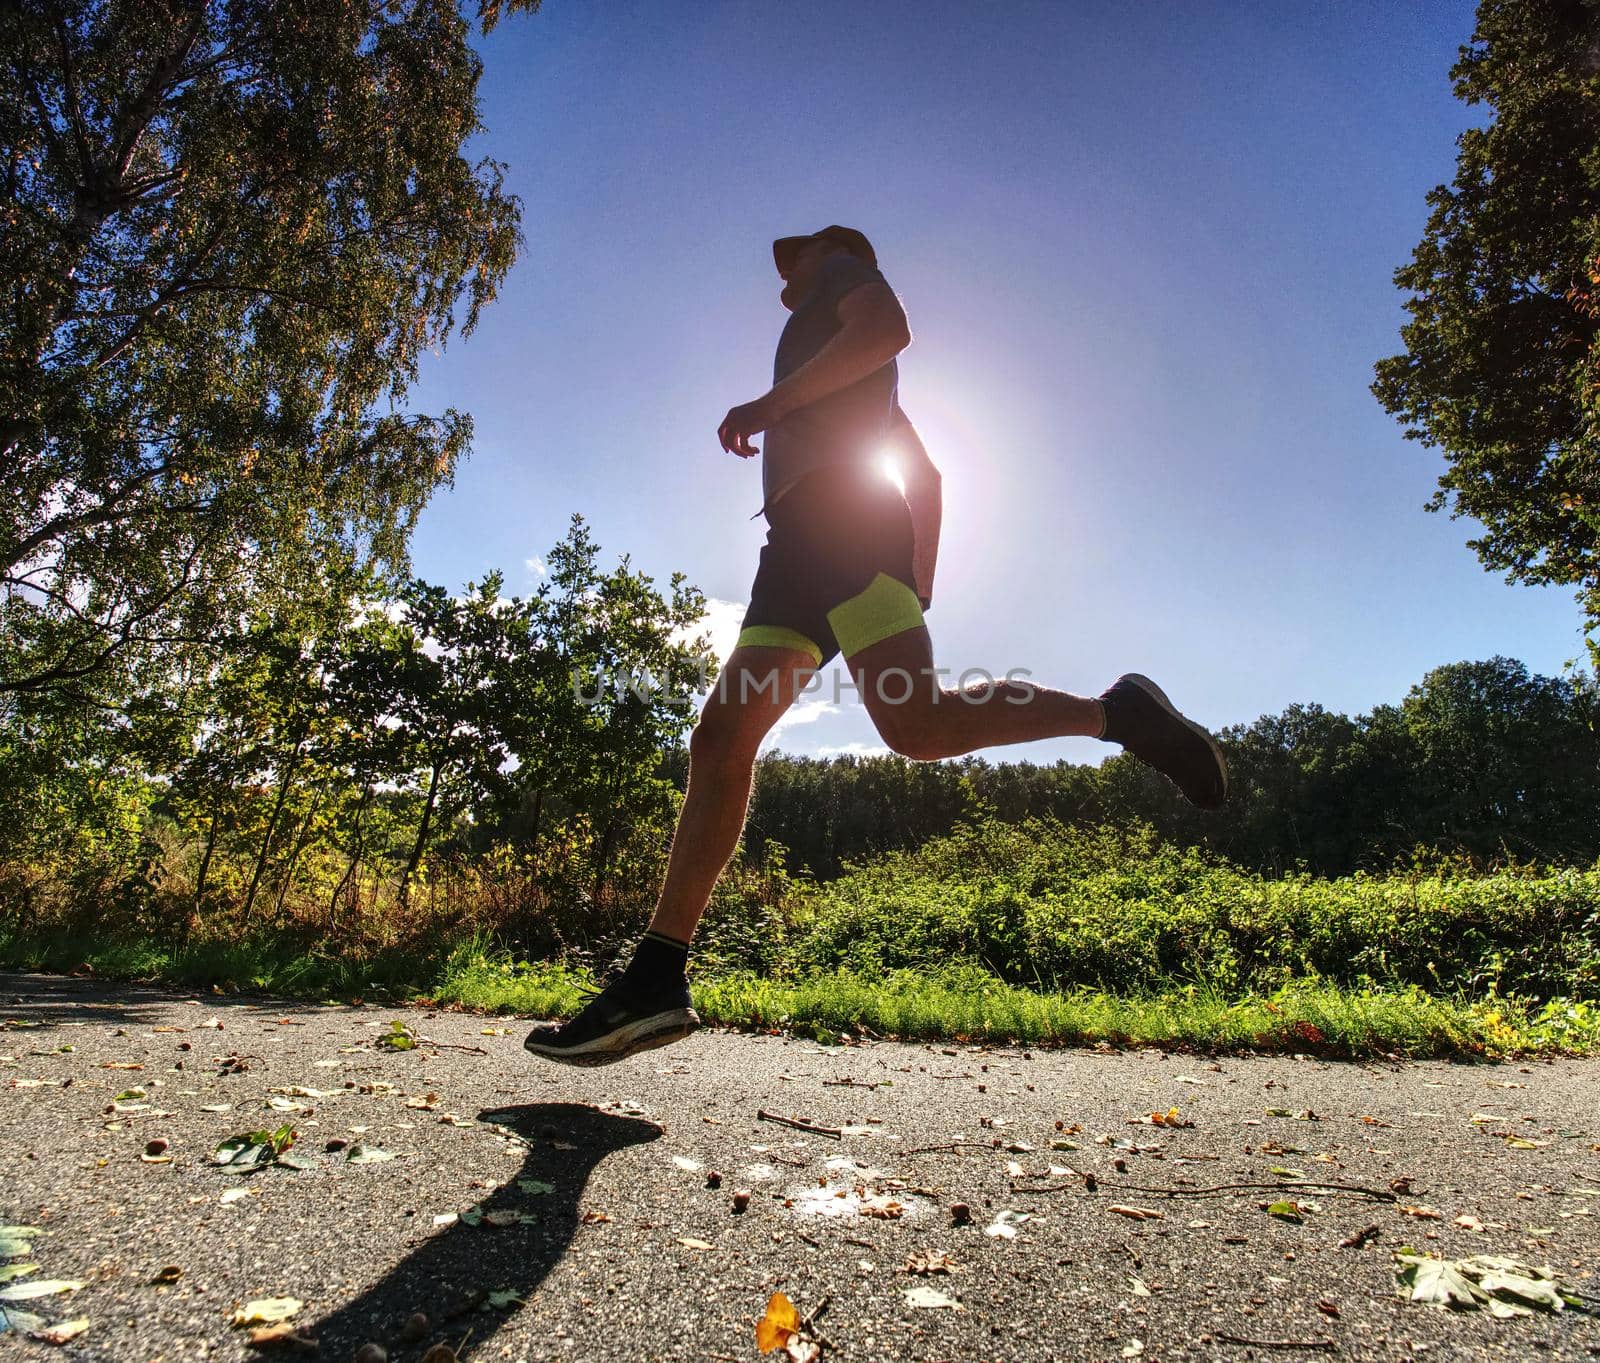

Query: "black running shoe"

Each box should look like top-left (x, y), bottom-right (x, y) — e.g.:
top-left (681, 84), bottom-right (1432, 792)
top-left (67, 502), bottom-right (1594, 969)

top-left (1099, 673), bottom-right (1229, 809)
top-left (523, 975), bottom-right (700, 1067)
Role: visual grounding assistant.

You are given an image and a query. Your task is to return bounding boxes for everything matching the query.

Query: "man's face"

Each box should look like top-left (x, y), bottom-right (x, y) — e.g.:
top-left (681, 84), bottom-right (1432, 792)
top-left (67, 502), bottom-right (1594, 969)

top-left (779, 237), bottom-right (844, 311)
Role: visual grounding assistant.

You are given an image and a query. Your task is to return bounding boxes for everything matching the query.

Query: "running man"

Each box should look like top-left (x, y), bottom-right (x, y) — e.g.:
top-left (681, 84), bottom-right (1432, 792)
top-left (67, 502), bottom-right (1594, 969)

top-left (525, 225), bottom-right (1228, 1066)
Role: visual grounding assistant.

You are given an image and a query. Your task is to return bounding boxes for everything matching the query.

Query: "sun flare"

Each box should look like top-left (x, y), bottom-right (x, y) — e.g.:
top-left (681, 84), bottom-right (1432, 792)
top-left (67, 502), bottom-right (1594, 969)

top-left (878, 450), bottom-right (906, 496)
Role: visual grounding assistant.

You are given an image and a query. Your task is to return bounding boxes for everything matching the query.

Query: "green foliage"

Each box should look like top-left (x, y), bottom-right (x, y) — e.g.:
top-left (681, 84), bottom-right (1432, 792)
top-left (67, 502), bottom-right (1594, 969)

top-left (795, 815), bottom-right (1600, 999)
top-left (0, 514), bottom-right (713, 955)
top-left (1, 0), bottom-right (538, 701)
top-left (1373, 0), bottom-right (1600, 637)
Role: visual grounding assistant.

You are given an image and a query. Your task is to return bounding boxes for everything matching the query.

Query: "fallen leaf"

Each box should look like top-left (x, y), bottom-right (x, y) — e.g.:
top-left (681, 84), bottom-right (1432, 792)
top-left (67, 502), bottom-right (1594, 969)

top-left (904, 1250), bottom-right (954, 1275)
top-left (1130, 1107), bottom-right (1192, 1128)
top-left (1267, 1201), bottom-right (1305, 1224)
top-left (985, 1209), bottom-right (1030, 1239)
top-left (1399, 1205), bottom-right (1443, 1220)
top-left (672, 1156), bottom-right (703, 1173)
top-left (231, 1298), bottom-right (303, 1327)
top-left (516, 1179), bottom-right (554, 1196)
top-left (1454, 1214), bottom-right (1486, 1232)
top-left (30, 1318), bottom-right (90, 1345)
top-left (1107, 1205), bottom-right (1163, 1221)
top-left (246, 1322), bottom-right (317, 1351)
top-left (483, 1289), bottom-right (525, 1310)
top-left (904, 1285), bottom-right (963, 1310)
top-left (678, 1236), bottom-right (715, 1250)
top-left (344, 1145), bottom-right (397, 1164)
top-left (756, 1290), bottom-right (800, 1352)
top-left (1129, 1275), bottom-right (1151, 1297)
top-left (1405, 1249), bottom-right (1582, 1315)
top-left (0, 1279), bottom-right (85, 1301)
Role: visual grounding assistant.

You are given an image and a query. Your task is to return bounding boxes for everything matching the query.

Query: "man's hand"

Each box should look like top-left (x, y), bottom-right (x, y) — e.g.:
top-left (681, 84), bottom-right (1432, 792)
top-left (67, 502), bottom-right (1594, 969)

top-left (718, 394), bottom-right (782, 458)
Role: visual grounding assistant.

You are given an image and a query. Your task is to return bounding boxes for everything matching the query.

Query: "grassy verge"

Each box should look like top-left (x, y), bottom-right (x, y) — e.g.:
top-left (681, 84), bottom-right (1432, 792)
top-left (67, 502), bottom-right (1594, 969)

top-left (3, 929), bottom-right (1595, 1059)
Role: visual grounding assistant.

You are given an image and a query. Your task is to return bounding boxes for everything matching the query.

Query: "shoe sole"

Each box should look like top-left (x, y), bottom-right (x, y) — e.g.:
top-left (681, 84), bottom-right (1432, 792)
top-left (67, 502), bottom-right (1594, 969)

top-left (1119, 673), bottom-right (1229, 807)
top-left (523, 1007), bottom-right (702, 1068)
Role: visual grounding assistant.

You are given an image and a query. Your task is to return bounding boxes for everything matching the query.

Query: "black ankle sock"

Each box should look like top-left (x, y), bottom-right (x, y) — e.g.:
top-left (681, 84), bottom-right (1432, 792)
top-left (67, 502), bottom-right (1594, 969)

top-left (622, 930), bottom-right (690, 989)
top-left (1096, 692), bottom-right (1127, 745)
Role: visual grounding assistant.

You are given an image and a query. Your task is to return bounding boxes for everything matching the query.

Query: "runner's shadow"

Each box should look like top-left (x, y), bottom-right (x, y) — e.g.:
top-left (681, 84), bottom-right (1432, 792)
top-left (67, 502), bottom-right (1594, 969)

top-left (309, 1103), bottom-right (661, 1360)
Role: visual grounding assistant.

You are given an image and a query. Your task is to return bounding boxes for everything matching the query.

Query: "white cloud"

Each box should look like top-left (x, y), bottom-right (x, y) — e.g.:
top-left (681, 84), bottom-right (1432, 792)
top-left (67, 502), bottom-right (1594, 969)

top-left (525, 555), bottom-right (547, 577)
top-left (673, 596), bottom-right (747, 664)
top-left (768, 698), bottom-right (838, 735)
top-left (814, 740), bottom-right (895, 759)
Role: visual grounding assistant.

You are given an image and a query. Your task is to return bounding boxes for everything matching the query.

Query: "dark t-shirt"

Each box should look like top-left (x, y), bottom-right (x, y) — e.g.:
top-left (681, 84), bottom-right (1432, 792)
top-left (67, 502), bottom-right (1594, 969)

top-left (759, 253), bottom-right (900, 514)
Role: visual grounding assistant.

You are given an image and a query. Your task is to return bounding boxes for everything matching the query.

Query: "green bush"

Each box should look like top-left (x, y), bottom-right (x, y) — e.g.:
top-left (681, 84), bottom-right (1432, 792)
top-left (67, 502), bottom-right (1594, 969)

top-left (791, 816), bottom-right (1600, 998)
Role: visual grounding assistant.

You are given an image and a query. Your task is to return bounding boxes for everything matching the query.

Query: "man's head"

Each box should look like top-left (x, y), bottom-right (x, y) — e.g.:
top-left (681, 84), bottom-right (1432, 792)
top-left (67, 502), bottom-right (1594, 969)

top-left (773, 225), bottom-right (876, 311)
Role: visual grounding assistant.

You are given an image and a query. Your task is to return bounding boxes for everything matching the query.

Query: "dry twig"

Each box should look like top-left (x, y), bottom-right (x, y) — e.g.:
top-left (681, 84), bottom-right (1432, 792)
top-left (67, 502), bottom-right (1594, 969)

top-left (757, 1108), bottom-right (843, 1140)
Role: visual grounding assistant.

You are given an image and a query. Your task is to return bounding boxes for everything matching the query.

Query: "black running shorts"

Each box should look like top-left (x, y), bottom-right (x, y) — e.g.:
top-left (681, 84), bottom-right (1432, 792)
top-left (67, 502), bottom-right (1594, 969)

top-left (735, 461), bottom-right (926, 667)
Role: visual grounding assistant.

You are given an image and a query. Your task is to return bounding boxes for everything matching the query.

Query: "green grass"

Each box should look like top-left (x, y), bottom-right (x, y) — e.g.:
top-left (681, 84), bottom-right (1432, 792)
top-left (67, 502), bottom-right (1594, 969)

top-left (4, 927), bottom-right (1595, 1059)
top-left (5, 818), bottom-right (1595, 1059)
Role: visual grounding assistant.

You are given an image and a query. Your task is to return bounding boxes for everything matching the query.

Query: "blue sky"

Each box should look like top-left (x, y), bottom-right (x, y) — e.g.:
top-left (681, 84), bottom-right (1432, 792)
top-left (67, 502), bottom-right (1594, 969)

top-left (403, 0), bottom-right (1587, 763)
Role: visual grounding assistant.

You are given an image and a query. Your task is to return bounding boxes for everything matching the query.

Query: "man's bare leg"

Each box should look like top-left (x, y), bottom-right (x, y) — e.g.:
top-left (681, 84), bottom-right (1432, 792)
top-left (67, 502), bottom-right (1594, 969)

top-left (646, 645), bottom-right (818, 943)
top-left (525, 644), bottom-right (816, 1066)
top-left (847, 626), bottom-right (1227, 806)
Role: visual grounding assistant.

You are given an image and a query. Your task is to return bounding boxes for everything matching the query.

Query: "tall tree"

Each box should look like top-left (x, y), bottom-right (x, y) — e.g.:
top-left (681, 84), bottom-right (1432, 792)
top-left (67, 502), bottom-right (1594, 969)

top-left (1372, 0), bottom-right (1600, 646)
top-left (1, 0), bottom-right (538, 700)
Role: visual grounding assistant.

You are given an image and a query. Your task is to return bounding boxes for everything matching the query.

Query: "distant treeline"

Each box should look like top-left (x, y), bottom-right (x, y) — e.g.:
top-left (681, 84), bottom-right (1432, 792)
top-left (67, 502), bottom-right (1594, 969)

top-left (695, 656), bottom-right (1599, 880)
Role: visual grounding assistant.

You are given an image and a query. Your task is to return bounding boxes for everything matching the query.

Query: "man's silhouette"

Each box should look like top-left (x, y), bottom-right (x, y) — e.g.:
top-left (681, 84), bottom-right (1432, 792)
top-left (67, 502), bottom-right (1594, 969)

top-left (526, 226), bottom-right (1227, 1066)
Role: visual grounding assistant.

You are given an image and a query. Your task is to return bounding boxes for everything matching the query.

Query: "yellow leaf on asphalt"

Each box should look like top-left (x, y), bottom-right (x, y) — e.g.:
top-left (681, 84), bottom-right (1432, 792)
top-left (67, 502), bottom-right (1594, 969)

top-left (1107, 1205), bottom-right (1164, 1221)
top-left (756, 1290), bottom-right (800, 1353)
top-left (678, 1236), bottom-right (715, 1250)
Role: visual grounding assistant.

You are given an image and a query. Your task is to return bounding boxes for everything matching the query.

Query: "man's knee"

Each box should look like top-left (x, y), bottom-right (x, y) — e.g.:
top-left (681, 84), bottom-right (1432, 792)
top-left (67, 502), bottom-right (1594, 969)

top-left (690, 698), bottom-right (764, 763)
top-left (869, 704), bottom-right (948, 762)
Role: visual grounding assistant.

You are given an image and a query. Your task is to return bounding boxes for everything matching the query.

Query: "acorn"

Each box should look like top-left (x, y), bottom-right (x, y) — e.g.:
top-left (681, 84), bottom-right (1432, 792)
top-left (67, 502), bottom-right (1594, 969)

top-left (731, 1189), bottom-right (752, 1213)
top-left (144, 1137), bottom-right (169, 1158)
top-left (705, 1171), bottom-right (722, 1189)
top-left (396, 1311), bottom-right (428, 1344)
top-left (354, 1344), bottom-right (387, 1363)
top-left (420, 1346), bottom-right (458, 1363)
top-left (950, 1201), bottom-right (972, 1225)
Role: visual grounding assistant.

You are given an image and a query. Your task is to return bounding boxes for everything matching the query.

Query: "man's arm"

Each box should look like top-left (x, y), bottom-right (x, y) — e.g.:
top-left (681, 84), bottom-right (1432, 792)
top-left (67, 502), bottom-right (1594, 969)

top-left (718, 282), bottom-right (911, 456)
top-left (887, 405), bottom-right (942, 610)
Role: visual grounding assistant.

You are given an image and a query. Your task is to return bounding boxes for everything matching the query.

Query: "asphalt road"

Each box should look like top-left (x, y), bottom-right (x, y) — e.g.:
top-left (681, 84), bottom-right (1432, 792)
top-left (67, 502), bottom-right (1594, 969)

top-left (1, 973), bottom-right (1596, 1363)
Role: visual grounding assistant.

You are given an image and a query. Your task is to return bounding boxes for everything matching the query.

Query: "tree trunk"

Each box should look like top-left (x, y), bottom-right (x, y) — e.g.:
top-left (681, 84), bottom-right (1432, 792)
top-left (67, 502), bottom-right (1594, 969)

top-left (242, 738), bottom-right (305, 919)
top-left (329, 785), bottom-right (372, 923)
top-left (194, 808), bottom-right (221, 907)
top-left (397, 762), bottom-right (444, 908)
top-left (272, 786), bottom-right (326, 921)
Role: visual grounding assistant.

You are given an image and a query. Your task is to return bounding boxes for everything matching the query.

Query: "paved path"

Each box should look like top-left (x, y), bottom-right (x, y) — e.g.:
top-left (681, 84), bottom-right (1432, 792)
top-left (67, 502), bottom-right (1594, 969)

top-left (2, 974), bottom-right (1596, 1362)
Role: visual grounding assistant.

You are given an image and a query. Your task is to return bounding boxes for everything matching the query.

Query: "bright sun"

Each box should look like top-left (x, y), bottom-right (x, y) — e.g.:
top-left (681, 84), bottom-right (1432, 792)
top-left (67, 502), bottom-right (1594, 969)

top-left (878, 450), bottom-right (906, 495)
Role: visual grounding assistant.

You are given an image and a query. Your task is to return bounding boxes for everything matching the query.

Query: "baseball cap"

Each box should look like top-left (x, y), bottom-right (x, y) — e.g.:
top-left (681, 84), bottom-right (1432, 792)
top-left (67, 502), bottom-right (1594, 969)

top-left (772, 225), bottom-right (878, 275)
